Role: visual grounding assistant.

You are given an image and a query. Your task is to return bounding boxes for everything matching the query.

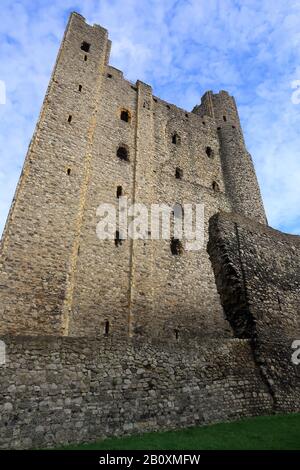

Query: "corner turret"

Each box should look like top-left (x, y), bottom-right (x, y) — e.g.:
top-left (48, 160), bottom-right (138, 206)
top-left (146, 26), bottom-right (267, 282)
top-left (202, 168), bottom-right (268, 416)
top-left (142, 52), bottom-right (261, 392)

top-left (194, 90), bottom-right (267, 225)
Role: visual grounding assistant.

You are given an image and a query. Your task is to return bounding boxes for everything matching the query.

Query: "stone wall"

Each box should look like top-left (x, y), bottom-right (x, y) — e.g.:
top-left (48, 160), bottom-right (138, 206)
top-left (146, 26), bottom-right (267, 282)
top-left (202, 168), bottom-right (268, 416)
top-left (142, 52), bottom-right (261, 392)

top-left (194, 91), bottom-right (267, 224)
top-left (208, 211), bottom-right (300, 413)
top-left (0, 12), bottom-right (232, 340)
top-left (1, 211), bottom-right (299, 449)
top-left (0, 335), bottom-right (273, 449)
top-left (0, 12), bottom-right (266, 340)
top-left (0, 10), bottom-right (299, 452)
top-left (0, 13), bottom-right (111, 336)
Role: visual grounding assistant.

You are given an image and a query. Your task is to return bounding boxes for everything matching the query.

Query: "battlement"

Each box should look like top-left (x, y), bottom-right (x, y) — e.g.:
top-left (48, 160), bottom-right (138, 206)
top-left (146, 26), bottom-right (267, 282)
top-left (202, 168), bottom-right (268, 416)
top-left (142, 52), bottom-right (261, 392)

top-left (70, 11), bottom-right (108, 32)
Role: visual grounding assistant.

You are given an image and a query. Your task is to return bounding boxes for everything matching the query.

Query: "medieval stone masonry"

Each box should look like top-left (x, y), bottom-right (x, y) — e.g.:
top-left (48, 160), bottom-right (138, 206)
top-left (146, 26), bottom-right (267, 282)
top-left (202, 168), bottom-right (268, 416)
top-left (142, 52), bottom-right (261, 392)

top-left (0, 12), bottom-right (299, 449)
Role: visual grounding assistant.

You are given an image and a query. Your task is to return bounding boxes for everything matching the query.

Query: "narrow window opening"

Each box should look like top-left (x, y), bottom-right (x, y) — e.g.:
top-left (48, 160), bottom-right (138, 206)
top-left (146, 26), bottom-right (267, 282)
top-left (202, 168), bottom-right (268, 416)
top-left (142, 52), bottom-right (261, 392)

top-left (117, 146), bottom-right (129, 161)
top-left (212, 181), bottom-right (220, 192)
top-left (172, 133), bottom-right (180, 145)
top-left (107, 73), bottom-right (112, 78)
top-left (81, 41), bottom-right (91, 53)
top-left (170, 237), bottom-right (183, 256)
top-left (115, 230), bottom-right (123, 247)
top-left (78, 85), bottom-right (82, 92)
top-left (206, 146), bottom-right (213, 158)
top-left (277, 294), bottom-right (282, 312)
top-left (117, 186), bottom-right (123, 198)
top-left (68, 115), bottom-right (72, 124)
top-left (120, 110), bottom-right (130, 122)
top-left (174, 329), bottom-right (179, 340)
top-left (223, 115), bottom-right (227, 122)
top-left (67, 168), bottom-right (71, 176)
top-left (175, 167), bottom-right (183, 179)
top-left (84, 55), bottom-right (88, 62)
top-left (104, 320), bottom-right (110, 336)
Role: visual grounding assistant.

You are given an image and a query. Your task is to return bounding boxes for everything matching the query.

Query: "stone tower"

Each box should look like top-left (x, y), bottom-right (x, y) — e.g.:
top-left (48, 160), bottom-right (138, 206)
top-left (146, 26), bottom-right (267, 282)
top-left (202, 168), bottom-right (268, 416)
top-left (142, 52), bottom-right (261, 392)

top-left (0, 12), bottom-right (266, 339)
top-left (1, 12), bottom-right (300, 451)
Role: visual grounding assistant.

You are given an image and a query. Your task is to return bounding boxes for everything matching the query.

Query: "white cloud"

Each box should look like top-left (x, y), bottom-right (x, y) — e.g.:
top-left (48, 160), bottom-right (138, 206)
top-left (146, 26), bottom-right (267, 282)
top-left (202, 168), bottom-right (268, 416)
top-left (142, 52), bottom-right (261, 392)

top-left (0, 0), bottom-right (299, 236)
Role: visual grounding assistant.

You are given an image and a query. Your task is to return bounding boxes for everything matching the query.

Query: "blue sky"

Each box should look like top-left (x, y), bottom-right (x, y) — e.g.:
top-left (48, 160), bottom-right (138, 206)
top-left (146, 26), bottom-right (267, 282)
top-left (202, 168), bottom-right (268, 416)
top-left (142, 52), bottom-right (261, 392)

top-left (0, 0), bottom-right (300, 235)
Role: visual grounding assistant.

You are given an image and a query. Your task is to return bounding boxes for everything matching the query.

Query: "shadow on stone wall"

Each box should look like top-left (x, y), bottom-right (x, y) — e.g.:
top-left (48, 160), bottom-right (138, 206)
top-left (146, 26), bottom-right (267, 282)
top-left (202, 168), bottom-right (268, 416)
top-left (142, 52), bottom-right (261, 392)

top-left (208, 211), bottom-right (300, 414)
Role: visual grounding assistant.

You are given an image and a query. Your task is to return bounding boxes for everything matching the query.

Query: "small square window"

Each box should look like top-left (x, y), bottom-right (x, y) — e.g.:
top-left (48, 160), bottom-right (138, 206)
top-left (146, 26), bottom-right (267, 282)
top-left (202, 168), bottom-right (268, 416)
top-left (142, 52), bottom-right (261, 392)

top-left (120, 110), bottom-right (130, 122)
top-left (81, 42), bottom-right (91, 53)
top-left (170, 237), bottom-right (183, 256)
top-left (117, 146), bottom-right (129, 161)
top-left (172, 133), bottom-right (180, 145)
top-left (206, 146), bottom-right (213, 158)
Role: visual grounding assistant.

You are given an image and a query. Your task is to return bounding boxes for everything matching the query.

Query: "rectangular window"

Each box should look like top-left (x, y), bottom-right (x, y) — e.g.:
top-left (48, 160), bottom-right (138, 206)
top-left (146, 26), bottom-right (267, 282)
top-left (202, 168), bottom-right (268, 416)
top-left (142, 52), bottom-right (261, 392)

top-left (175, 167), bottom-right (183, 179)
top-left (117, 186), bottom-right (123, 198)
top-left (81, 41), bottom-right (91, 53)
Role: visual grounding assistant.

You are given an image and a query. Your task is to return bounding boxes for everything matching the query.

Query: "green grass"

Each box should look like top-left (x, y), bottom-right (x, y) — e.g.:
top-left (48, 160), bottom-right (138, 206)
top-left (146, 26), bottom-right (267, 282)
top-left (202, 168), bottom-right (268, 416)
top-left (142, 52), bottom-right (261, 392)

top-left (57, 413), bottom-right (300, 450)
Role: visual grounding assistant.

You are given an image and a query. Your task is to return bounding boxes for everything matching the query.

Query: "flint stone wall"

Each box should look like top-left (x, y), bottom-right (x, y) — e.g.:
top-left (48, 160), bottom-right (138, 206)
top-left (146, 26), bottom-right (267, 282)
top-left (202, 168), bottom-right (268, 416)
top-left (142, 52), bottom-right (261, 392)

top-left (0, 335), bottom-right (272, 449)
top-left (208, 212), bottom-right (300, 414)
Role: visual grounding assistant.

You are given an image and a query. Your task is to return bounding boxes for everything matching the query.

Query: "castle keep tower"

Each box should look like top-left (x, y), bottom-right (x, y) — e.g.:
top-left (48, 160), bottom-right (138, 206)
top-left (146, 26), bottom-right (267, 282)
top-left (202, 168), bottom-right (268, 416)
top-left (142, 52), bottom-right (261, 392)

top-left (1, 13), bottom-right (300, 449)
top-left (0, 12), bottom-right (266, 340)
top-left (194, 91), bottom-right (266, 224)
